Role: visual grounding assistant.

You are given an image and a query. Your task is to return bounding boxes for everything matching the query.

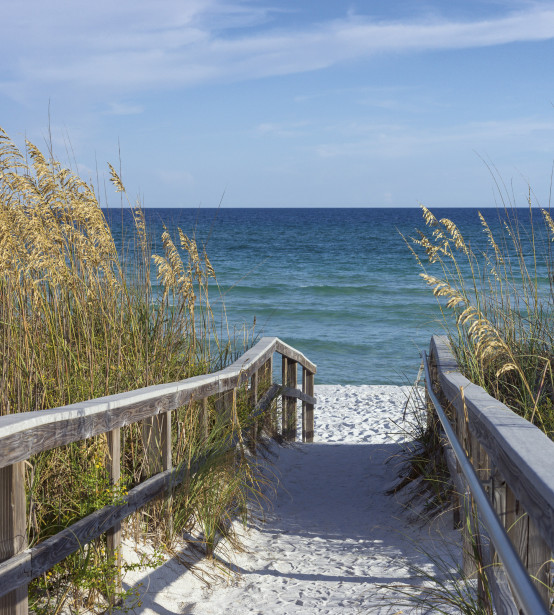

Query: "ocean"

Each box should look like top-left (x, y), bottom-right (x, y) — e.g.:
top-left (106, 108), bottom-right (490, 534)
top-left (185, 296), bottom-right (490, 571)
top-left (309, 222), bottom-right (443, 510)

top-left (104, 207), bottom-right (549, 385)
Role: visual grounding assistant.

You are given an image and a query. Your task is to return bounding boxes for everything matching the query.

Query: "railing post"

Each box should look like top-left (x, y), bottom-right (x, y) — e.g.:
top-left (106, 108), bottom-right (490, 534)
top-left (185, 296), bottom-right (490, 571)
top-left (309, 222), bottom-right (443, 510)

top-left (199, 398), bottom-right (209, 441)
top-left (142, 417), bottom-right (162, 476)
top-left (222, 388), bottom-right (237, 425)
top-left (160, 411), bottom-right (172, 472)
top-left (250, 370), bottom-right (259, 452)
top-left (0, 462), bottom-right (28, 615)
top-left (282, 357), bottom-right (297, 441)
top-left (302, 368), bottom-right (314, 443)
top-left (526, 514), bottom-right (551, 606)
top-left (506, 489), bottom-right (552, 608)
top-left (106, 428), bottom-right (122, 607)
top-left (261, 357), bottom-right (276, 434)
top-left (160, 411), bottom-right (173, 538)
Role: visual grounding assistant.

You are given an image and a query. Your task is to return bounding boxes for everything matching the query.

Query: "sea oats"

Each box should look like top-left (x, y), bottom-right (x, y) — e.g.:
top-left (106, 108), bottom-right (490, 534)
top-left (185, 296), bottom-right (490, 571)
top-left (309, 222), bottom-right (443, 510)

top-left (439, 217), bottom-right (467, 252)
top-left (107, 163), bottom-right (125, 193)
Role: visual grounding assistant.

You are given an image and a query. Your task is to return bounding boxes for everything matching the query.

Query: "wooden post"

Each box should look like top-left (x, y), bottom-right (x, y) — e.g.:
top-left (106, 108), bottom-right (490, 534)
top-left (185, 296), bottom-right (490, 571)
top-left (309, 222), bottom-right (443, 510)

top-left (250, 370), bottom-right (259, 452)
top-left (160, 411), bottom-right (172, 472)
top-left (160, 411), bottom-right (173, 538)
top-left (141, 411), bottom-right (171, 474)
top-left (199, 397), bottom-right (209, 441)
top-left (490, 470), bottom-right (507, 570)
top-left (142, 416), bottom-right (162, 476)
top-left (0, 462), bottom-right (28, 615)
top-left (261, 357), bottom-right (276, 434)
top-left (106, 428), bottom-right (122, 607)
top-left (527, 514), bottom-right (551, 606)
top-left (222, 389), bottom-right (237, 425)
top-left (302, 368), bottom-right (314, 443)
top-left (281, 357), bottom-right (297, 441)
top-left (250, 370), bottom-right (259, 406)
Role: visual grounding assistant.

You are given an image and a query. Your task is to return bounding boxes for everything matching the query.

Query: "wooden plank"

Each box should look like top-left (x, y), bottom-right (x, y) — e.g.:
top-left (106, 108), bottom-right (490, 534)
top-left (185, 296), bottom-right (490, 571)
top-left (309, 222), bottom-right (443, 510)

top-left (199, 398), bottom-right (209, 441)
top-left (444, 447), bottom-right (519, 614)
top-left (444, 447), bottom-right (518, 614)
top-left (0, 336), bottom-right (318, 469)
top-left (249, 371), bottom-right (259, 453)
top-left (0, 338), bottom-right (276, 469)
top-left (431, 335), bottom-right (554, 555)
top-left (281, 358), bottom-right (297, 441)
top-left (106, 428), bottom-right (122, 605)
top-left (0, 384), bottom-right (285, 599)
top-left (443, 445), bottom-right (463, 529)
top-left (142, 416), bottom-right (163, 476)
top-left (481, 537), bottom-right (521, 615)
top-left (218, 389), bottom-right (236, 424)
top-left (527, 513), bottom-right (551, 607)
top-left (160, 412), bottom-right (172, 472)
top-left (281, 387), bottom-right (316, 406)
top-left (302, 369), bottom-right (314, 443)
top-left (0, 462), bottom-right (28, 615)
top-left (274, 339), bottom-right (316, 373)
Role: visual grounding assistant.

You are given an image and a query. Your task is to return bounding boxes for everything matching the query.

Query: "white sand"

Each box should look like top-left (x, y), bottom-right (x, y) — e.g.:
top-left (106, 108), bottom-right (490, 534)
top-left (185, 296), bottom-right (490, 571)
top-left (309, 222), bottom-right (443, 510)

top-left (122, 385), bottom-right (461, 614)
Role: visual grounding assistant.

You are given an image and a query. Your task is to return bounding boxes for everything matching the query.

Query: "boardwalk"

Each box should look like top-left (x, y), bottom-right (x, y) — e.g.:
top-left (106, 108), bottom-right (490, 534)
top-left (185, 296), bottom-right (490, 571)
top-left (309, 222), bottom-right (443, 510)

top-left (123, 386), bottom-right (461, 614)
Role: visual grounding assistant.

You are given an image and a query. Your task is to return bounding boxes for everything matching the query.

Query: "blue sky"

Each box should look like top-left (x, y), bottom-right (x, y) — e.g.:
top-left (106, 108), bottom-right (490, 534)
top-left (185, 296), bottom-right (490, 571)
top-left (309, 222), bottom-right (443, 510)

top-left (2, 1), bottom-right (554, 207)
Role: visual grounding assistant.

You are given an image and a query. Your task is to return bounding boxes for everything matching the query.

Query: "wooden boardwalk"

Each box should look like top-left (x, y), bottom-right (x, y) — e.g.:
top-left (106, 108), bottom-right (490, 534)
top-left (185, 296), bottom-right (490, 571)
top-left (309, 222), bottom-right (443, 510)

top-left (123, 385), bottom-right (461, 614)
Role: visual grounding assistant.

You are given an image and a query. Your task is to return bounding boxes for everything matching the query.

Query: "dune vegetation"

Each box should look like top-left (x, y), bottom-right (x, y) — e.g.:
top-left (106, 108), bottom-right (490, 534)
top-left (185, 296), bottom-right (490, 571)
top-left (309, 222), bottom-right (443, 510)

top-left (405, 200), bottom-right (554, 439)
top-left (0, 127), bottom-right (270, 614)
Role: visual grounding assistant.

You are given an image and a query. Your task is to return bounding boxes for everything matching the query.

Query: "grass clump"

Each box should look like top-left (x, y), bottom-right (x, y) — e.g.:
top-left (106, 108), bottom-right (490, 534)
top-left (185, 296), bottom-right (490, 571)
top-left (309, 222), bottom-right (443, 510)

top-left (388, 377), bottom-right (451, 517)
top-left (0, 127), bottom-right (269, 613)
top-left (404, 200), bottom-right (554, 438)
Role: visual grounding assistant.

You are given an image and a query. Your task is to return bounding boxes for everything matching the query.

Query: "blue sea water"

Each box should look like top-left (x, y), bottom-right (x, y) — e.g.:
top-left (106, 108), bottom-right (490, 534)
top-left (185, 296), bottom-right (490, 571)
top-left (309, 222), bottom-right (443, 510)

top-left (104, 207), bottom-right (550, 385)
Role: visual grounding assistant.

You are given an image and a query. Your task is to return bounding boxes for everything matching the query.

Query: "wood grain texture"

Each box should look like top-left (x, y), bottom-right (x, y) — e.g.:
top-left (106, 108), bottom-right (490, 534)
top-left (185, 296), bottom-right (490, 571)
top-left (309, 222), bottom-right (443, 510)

top-left (281, 358), bottom-right (297, 441)
top-left (431, 335), bottom-right (554, 555)
top-left (106, 427), bottom-right (122, 603)
top-left (0, 337), bottom-right (316, 469)
top-left (0, 339), bottom-right (316, 605)
top-left (0, 380), bottom-right (285, 599)
top-left (249, 371), bottom-right (259, 453)
top-left (302, 368), bottom-right (314, 443)
top-left (444, 447), bottom-right (519, 615)
top-left (0, 463), bottom-right (28, 615)
top-left (274, 339), bottom-right (316, 373)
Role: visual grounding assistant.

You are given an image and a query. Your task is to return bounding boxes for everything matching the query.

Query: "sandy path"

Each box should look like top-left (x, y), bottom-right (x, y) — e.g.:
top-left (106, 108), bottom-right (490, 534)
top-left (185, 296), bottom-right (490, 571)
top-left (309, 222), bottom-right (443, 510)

top-left (123, 385), bottom-right (460, 614)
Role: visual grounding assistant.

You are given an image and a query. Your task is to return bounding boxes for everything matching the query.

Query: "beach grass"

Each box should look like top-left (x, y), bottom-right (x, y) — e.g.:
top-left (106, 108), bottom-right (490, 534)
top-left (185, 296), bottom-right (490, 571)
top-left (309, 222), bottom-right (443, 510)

top-left (404, 199), bottom-right (554, 439)
top-left (0, 127), bottom-right (268, 613)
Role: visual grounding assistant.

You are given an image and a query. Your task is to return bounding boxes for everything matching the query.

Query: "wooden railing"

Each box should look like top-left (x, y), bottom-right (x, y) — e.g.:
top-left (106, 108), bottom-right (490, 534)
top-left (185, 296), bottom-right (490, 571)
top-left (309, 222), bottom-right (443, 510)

top-left (0, 336), bottom-right (316, 615)
top-left (428, 335), bottom-right (554, 614)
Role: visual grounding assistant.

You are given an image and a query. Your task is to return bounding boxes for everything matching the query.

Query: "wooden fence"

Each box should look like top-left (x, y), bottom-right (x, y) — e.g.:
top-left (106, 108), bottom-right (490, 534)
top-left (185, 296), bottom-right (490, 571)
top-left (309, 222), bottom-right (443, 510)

top-left (428, 335), bottom-right (554, 614)
top-left (0, 336), bottom-right (317, 615)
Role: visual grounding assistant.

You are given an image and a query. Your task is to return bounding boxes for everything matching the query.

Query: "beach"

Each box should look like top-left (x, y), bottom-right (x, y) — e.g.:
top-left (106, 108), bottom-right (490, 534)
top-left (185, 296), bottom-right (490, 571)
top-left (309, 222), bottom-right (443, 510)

top-left (122, 385), bottom-right (462, 614)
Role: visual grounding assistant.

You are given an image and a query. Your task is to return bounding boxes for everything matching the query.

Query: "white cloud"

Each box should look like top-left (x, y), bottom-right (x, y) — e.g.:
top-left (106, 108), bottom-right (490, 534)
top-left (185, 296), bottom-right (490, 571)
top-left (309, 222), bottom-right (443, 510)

top-left (157, 169), bottom-right (195, 187)
top-left (312, 117), bottom-right (554, 159)
top-left (3, 2), bottom-right (554, 99)
top-left (105, 102), bottom-right (144, 115)
top-left (255, 121), bottom-right (309, 137)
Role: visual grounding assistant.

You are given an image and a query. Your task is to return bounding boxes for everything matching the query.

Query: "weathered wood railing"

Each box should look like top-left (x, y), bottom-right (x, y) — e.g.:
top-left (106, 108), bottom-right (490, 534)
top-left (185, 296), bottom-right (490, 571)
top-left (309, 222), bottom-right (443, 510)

top-left (427, 335), bottom-right (553, 614)
top-left (0, 336), bottom-right (316, 615)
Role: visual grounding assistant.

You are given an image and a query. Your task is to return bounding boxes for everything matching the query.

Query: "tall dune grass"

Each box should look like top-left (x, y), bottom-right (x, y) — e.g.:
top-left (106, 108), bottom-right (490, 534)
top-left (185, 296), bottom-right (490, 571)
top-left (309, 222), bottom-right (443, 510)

top-left (0, 128), bottom-right (267, 613)
top-left (404, 200), bottom-right (554, 438)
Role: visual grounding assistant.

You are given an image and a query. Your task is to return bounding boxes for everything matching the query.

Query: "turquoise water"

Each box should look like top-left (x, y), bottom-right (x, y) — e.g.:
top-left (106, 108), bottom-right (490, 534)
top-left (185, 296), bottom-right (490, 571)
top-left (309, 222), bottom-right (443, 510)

top-left (104, 207), bottom-right (551, 385)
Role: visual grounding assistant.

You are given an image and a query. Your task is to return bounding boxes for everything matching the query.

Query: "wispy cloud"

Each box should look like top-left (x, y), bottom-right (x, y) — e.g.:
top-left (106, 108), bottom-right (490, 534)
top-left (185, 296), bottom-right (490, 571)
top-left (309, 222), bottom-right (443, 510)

top-left (3, 2), bottom-right (554, 99)
top-left (313, 117), bottom-right (554, 159)
top-left (105, 102), bottom-right (144, 115)
top-left (255, 121), bottom-right (310, 138)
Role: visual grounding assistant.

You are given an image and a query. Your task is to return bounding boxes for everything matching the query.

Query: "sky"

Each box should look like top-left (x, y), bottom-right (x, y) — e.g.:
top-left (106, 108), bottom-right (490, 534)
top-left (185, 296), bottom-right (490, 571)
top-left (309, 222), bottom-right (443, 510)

top-left (2, 0), bottom-right (554, 208)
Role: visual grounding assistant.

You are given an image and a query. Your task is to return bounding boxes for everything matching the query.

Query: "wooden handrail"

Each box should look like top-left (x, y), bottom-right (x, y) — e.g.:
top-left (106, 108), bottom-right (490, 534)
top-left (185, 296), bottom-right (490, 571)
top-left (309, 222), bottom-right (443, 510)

top-left (0, 338), bottom-right (317, 612)
top-left (429, 335), bottom-right (554, 611)
top-left (0, 337), bottom-right (315, 469)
